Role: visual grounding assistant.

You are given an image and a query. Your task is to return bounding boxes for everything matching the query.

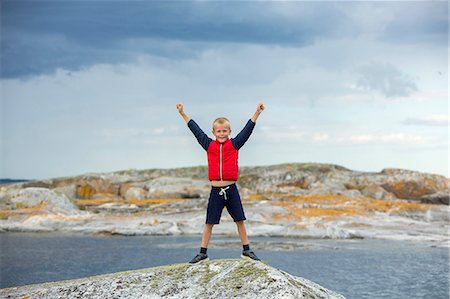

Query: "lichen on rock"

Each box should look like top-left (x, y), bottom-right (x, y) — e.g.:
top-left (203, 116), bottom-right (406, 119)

top-left (0, 259), bottom-right (346, 299)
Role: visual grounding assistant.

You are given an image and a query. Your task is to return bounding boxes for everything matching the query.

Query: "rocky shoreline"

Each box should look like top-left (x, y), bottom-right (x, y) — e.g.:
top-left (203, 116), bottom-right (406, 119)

top-left (1, 163), bottom-right (448, 246)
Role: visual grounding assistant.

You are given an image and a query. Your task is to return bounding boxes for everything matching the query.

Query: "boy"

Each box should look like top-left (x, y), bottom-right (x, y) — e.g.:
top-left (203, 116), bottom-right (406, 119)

top-left (176, 102), bottom-right (265, 264)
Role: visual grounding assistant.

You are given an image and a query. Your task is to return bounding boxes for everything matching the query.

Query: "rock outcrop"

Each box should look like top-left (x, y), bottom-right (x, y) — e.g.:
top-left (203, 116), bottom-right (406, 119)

top-left (237, 164), bottom-right (449, 204)
top-left (3, 163), bottom-right (448, 204)
top-left (9, 188), bottom-right (81, 215)
top-left (0, 163), bottom-right (448, 243)
top-left (0, 259), bottom-right (346, 299)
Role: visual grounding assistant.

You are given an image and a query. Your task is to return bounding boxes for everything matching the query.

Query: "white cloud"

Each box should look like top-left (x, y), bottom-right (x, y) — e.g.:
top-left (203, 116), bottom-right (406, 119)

top-left (94, 126), bottom-right (179, 138)
top-left (346, 133), bottom-right (426, 145)
top-left (259, 126), bottom-right (431, 146)
top-left (402, 115), bottom-right (448, 126)
top-left (312, 133), bottom-right (329, 142)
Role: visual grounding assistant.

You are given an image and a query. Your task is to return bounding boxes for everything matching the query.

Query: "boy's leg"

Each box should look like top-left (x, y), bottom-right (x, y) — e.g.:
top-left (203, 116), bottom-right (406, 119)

top-left (189, 224), bottom-right (214, 264)
top-left (203, 186), bottom-right (223, 248)
top-left (190, 186), bottom-right (223, 264)
top-left (201, 223), bottom-right (214, 248)
top-left (224, 184), bottom-right (253, 251)
top-left (224, 184), bottom-right (260, 260)
top-left (235, 220), bottom-right (249, 246)
top-left (235, 220), bottom-right (260, 261)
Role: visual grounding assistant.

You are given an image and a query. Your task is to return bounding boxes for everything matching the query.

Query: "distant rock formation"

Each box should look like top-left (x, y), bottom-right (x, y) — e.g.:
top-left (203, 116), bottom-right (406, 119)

top-left (4, 163), bottom-right (448, 204)
top-left (236, 164), bottom-right (449, 204)
top-left (0, 259), bottom-right (346, 299)
top-left (0, 163), bottom-right (448, 243)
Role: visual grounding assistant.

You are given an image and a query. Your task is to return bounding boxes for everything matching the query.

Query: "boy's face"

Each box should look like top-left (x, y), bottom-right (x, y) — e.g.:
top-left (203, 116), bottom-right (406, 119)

top-left (212, 124), bottom-right (231, 143)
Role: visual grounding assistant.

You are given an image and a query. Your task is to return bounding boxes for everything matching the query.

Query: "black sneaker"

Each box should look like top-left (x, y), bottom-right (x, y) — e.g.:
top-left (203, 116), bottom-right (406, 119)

top-left (241, 250), bottom-right (261, 261)
top-left (189, 253), bottom-right (209, 264)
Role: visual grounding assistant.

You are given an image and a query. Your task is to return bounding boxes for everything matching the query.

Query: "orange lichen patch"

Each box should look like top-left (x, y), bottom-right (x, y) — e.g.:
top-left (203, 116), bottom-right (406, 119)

top-left (272, 194), bottom-right (430, 221)
top-left (272, 212), bottom-right (289, 221)
top-left (381, 180), bottom-right (436, 199)
top-left (0, 207), bottom-right (46, 219)
top-left (247, 194), bottom-right (264, 201)
top-left (0, 210), bottom-right (10, 219)
top-left (294, 223), bottom-right (309, 229)
top-left (77, 185), bottom-right (95, 198)
top-left (274, 201), bottom-right (294, 208)
top-left (91, 192), bottom-right (118, 198)
top-left (0, 210), bottom-right (18, 219)
top-left (76, 198), bottom-right (191, 206)
top-left (76, 199), bottom-right (113, 205)
top-left (14, 201), bottom-right (46, 209)
top-left (357, 198), bottom-right (428, 214)
top-left (287, 206), bottom-right (361, 219)
top-left (283, 194), bottom-right (355, 205)
top-left (245, 193), bottom-right (289, 201)
top-left (126, 198), bottom-right (192, 205)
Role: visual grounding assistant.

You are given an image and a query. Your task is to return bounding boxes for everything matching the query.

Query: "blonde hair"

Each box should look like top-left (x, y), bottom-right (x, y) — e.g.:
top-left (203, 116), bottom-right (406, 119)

top-left (212, 117), bottom-right (231, 131)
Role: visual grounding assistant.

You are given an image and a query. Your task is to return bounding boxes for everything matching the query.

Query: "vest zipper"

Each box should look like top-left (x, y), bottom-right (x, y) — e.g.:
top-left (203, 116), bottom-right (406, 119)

top-left (219, 143), bottom-right (223, 180)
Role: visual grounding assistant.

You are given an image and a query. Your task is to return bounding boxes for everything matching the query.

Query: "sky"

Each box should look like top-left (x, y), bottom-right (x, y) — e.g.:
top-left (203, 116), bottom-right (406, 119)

top-left (0, 1), bottom-right (448, 180)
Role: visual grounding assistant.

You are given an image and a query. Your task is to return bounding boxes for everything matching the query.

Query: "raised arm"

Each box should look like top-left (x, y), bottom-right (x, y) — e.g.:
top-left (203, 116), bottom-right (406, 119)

top-left (177, 102), bottom-right (212, 151)
top-left (251, 102), bottom-right (264, 123)
top-left (176, 102), bottom-right (191, 123)
top-left (232, 102), bottom-right (265, 150)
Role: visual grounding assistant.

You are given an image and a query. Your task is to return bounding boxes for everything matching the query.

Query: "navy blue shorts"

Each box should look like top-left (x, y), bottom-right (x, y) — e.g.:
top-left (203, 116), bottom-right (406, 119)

top-left (206, 183), bottom-right (246, 224)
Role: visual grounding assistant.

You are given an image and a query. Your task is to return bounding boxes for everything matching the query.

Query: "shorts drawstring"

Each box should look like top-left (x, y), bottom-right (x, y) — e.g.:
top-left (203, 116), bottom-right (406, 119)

top-left (219, 186), bottom-right (230, 201)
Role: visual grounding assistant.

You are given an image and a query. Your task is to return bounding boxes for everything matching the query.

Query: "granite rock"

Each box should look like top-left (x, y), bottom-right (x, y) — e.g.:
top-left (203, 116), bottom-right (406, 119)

top-left (0, 259), bottom-right (346, 299)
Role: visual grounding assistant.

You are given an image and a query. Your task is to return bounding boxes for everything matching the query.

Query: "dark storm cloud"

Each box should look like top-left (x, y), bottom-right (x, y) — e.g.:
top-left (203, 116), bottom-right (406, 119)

top-left (381, 1), bottom-right (448, 45)
top-left (1, 2), bottom-right (345, 46)
top-left (0, 1), bottom-right (447, 78)
top-left (0, 1), bottom-right (354, 78)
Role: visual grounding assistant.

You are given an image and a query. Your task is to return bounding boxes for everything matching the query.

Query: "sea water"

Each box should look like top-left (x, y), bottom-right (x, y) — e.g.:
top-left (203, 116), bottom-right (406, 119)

top-left (0, 232), bottom-right (448, 299)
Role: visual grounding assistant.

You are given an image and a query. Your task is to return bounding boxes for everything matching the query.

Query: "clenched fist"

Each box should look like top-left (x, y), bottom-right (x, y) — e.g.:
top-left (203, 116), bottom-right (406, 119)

top-left (176, 102), bottom-right (184, 113)
top-left (256, 102), bottom-right (265, 113)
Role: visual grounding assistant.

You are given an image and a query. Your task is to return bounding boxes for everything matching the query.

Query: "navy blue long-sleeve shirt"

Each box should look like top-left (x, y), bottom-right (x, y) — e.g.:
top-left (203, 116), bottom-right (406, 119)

top-left (187, 119), bottom-right (255, 151)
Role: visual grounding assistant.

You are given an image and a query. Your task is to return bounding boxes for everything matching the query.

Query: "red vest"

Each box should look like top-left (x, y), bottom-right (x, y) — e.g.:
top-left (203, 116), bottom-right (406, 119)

top-left (207, 139), bottom-right (238, 181)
